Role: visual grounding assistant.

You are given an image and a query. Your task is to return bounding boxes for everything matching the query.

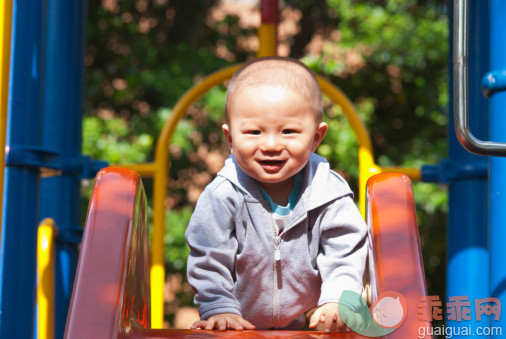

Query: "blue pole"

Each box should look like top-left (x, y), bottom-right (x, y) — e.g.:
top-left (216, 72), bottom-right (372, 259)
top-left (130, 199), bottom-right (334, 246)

top-left (447, 0), bottom-right (489, 336)
top-left (489, 0), bottom-right (506, 336)
top-left (0, 0), bottom-right (47, 338)
top-left (41, 0), bottom-right (88, 337)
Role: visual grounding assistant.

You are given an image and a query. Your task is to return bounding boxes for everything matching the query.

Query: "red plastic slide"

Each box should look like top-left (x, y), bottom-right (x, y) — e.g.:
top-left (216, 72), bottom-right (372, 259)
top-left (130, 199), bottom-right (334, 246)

top-left (64, 168), bottom-right (430, 338)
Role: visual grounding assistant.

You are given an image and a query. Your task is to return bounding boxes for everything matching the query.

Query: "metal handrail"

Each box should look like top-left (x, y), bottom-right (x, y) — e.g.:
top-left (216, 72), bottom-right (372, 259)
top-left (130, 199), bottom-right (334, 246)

top-left (453, 0), bottom-right (506, 156)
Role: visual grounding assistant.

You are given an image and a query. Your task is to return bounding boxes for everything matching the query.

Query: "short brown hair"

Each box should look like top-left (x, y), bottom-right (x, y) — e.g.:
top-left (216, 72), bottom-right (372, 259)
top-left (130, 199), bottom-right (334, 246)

top-left (225, 57), bottom-right (322, 123)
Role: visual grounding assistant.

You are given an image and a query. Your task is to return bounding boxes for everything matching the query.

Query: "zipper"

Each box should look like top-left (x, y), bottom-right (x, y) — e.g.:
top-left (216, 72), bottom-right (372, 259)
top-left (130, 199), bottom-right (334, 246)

top-left (269, 212), bottom-right (281, 327)
top-left (268, 207), bottom-right (305, 327)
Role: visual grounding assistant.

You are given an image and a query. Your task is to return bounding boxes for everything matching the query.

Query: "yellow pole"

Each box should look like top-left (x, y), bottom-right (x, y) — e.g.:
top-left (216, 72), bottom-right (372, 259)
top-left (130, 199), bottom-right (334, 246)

top-left (121, 162), bottom-right (156, 178)
top-left (150, 65), bottom-right (240, 328)
top-left (257, 23), bottom-right (277, 57)
top-left (0, 0), bottom-right (13, 236)
top-left (258, 0), bottom-right (278, 57)
top-left (37, 218), bottom-right (57, 339)
top-left (317, 77), bottom-right (380, 215)
top-left (380, 166), bottom-right (421, 182)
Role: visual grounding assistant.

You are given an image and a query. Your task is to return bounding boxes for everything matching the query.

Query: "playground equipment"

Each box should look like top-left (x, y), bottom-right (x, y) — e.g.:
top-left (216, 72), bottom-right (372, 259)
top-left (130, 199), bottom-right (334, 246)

top-left (0, 0), bottom-right (504, 338)
top-left (64, 168), bottom-right (429, 338)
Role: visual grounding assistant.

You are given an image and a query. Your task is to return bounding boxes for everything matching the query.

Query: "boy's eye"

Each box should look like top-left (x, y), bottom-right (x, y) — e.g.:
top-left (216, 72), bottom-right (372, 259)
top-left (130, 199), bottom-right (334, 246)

top-left (246, 130), bottom-right (261, 135)
top-left (282, 129), bottom-right (297, 134)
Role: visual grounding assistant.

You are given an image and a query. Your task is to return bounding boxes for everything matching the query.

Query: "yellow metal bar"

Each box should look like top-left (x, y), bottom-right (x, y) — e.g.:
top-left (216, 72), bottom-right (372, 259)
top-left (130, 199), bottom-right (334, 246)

top-left (121, 162), bottom-right (156, 178)
top-left (0, 0), bottom-right (13, 236)
top-left (150, 65), bottom-right (240, 328)
top-left (317, 77), bottom-right (378, 216)
top-left (37, 218), bottom-right (57, 339)
top-left (380, 166), bottom-right (421, 182)
top-left (257, 23), bottom-right (277, 57)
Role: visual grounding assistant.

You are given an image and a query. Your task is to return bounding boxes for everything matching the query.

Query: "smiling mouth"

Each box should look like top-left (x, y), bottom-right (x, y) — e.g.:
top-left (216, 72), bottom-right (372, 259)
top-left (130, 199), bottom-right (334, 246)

top-left (258, 159), bottom-right (286, 171)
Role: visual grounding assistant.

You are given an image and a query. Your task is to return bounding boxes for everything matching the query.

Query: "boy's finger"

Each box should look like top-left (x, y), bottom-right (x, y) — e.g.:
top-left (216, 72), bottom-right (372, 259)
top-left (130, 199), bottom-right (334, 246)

top-left (323, 313), bottom-right (334, 332)
top-left (239, 318), bottom-right (256, 330)
top-left (205, 318), bottom-right (215, 330)
top-left (191, 320), bottom-right (207, 329)
top-left (309, 309), bottom-right (322, 327)
top-left (335, 312), bottom-right (345, 329)
top-left (217, 318), bottom-right (227, 331)
top-left (233, 324), bottom-right (244, 331)
top-left (230, 321), bottom-right (243, 331)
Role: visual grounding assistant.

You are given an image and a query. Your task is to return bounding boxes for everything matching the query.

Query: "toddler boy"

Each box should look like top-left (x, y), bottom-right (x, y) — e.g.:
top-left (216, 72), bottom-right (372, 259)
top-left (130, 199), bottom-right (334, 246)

top-left (185, 57), bottom-right (367, 332)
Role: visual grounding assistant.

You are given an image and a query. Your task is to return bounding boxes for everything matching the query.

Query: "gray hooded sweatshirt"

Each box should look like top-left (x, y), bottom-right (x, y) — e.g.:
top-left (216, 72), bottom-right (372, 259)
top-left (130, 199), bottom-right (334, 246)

top-left (185, 153), bottom-right (367, 329)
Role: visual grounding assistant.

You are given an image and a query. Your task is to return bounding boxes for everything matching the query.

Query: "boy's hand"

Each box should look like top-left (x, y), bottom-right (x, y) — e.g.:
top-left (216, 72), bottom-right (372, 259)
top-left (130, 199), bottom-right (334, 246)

top-left (308, 303), bottom-right (345, 332)
top-left (191, 313), bottom-right (256, 331)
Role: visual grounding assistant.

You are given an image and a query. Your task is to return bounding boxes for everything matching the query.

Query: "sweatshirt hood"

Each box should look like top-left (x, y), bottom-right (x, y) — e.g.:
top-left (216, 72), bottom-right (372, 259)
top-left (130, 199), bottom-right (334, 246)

top-left (217, 153), bottom-right (354, 211)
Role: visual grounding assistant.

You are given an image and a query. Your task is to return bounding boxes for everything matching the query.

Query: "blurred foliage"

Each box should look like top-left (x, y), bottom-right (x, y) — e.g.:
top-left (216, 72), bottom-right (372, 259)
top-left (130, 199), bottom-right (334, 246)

top-left (83, 116), bottom-right (154, 163)
top-left (84, 0), bottom-right (448, 327)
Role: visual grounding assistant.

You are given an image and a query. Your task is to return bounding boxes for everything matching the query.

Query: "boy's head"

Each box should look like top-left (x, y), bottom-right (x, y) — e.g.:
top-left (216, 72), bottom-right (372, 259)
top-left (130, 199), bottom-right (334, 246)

top-left (222, 57), bottom-right (328, 190)
top-left (225, 56), bottom-right (323, 124)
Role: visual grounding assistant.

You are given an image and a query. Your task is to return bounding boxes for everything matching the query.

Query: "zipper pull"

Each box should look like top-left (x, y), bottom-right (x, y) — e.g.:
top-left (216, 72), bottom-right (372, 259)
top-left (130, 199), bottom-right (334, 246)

top-left (274, 236), bottom-right (281, 261)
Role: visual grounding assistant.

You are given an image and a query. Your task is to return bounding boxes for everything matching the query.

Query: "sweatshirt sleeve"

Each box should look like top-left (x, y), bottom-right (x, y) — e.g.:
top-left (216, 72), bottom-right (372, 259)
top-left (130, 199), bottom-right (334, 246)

top-left (185, 182), bottom-right (242, 320)
top-left (316, 194), bottom-right (368, 310)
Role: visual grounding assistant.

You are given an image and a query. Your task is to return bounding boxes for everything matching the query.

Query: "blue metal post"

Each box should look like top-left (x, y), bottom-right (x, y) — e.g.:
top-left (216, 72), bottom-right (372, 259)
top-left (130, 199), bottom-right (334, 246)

top-left (489, 0), bottom-right (506, 336)
top-left (41, 0), bottom-right (88, 337)
top-left (447, 0), bottom-right (490, 336)
top-left (0, 0), bottom-right (47, 338)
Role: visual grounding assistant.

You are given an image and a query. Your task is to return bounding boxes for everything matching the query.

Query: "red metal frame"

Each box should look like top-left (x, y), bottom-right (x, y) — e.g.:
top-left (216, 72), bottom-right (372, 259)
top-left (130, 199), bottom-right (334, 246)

top-left (64, 167), bottom-right (150, 338)
top-left (65, 169), bottom-right (430, 338)
top-left (260, 0), bottom-right (279, 25)
top-left (366, 173), bottom-right (431, 338)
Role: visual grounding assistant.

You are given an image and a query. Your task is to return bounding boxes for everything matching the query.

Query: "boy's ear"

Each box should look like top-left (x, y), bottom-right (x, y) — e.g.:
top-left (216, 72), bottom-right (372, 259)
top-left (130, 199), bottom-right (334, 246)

top-left (222, 124), bottom-right (234, 152)
top-left (312, 122), bottom-right (328, 152)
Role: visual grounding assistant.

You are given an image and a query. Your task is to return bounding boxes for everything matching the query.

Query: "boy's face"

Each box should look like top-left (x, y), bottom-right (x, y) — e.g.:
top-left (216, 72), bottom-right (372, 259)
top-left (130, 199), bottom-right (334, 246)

top-left (222, 85), bottom-right (328, 189)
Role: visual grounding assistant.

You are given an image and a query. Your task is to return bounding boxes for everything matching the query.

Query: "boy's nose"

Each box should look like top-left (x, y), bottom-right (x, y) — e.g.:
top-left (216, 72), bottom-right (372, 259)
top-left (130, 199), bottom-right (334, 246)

top-left (260, 135), bottom-right (283, 152)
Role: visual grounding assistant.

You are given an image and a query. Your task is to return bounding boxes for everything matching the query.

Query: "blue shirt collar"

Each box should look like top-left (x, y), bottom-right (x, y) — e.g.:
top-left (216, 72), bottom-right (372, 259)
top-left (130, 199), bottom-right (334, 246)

top-left (257, 171), bottom-right (304, 216)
